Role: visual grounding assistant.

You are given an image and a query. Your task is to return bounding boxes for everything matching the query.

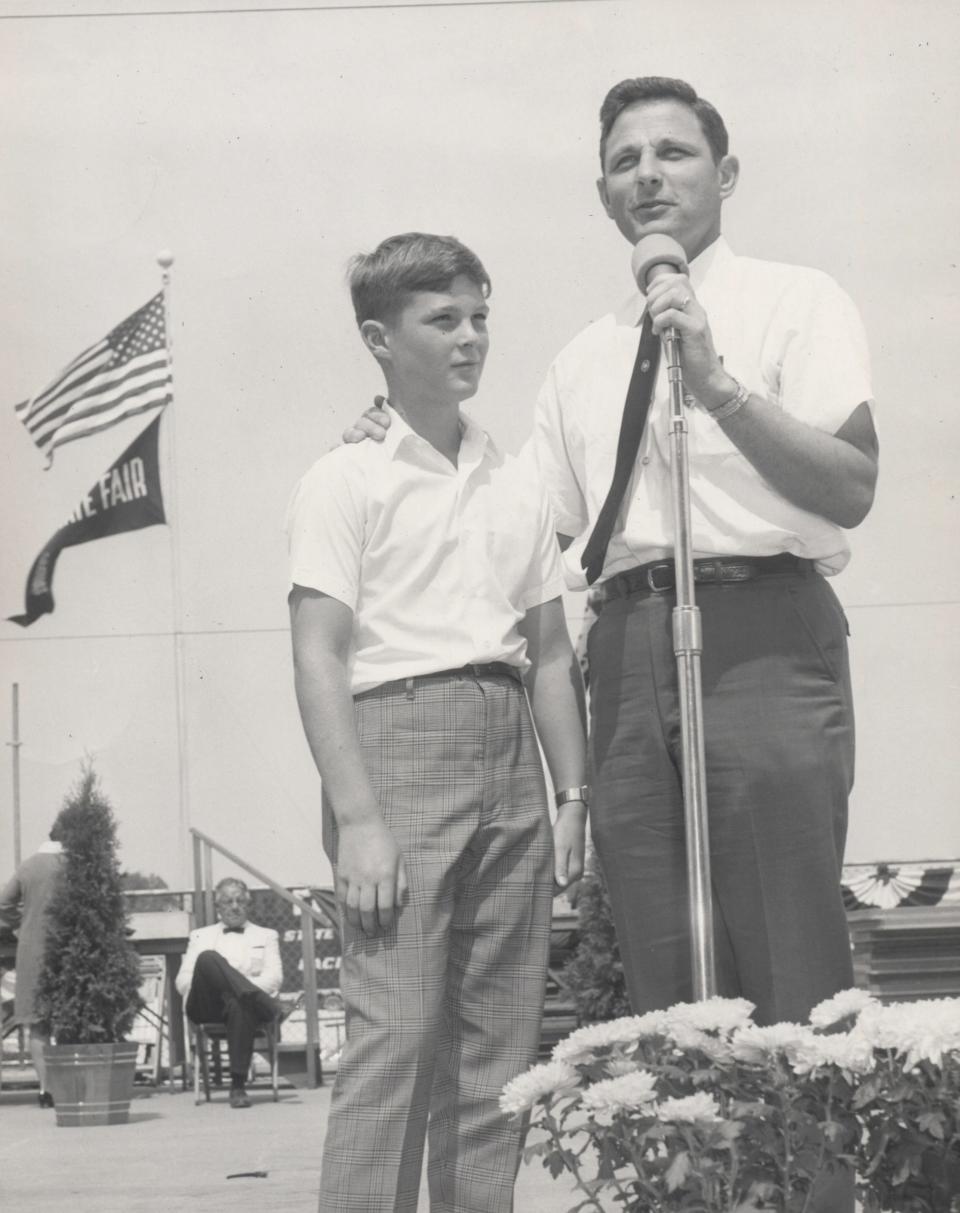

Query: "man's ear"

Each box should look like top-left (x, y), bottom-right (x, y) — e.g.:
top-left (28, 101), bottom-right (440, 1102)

top-left (596, 175), bottom-right (613, 219)
top-left (718, 154), bottom-right (739, 200)
top-left (360, 319), bottom-right (390, 364)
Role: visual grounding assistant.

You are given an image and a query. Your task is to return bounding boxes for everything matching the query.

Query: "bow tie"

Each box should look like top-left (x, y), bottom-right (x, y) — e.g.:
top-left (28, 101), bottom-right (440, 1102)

top-left (222, 925), bottom-right (246, 934)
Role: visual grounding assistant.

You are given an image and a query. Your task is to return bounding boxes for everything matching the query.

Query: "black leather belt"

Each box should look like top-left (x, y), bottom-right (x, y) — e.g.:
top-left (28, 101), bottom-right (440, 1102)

top-left (599, 554), bottom-right (810, 603)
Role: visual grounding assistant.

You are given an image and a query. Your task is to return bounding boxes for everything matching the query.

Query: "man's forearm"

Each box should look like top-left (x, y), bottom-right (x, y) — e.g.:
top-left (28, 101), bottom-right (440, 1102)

top-left (704, 393), bottom-right (878, 528)
top-left (522, 603), bottom-right (588, 792)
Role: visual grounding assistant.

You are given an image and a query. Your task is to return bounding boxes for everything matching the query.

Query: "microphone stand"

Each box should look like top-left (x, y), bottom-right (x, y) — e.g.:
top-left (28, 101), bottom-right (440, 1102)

top-left (632, 233), bottom-right (716, 1001)
top-left (661, 320), bottom-right (717, 1000)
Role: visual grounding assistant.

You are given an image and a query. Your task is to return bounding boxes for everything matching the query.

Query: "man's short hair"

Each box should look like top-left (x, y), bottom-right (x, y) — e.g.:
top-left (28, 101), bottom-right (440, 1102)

top-left (348, 232), bottom-right (491, 326)
top-left (214, 877), bottom-right (250, 903)
top-left (599, 76), bottom-right (729, 169)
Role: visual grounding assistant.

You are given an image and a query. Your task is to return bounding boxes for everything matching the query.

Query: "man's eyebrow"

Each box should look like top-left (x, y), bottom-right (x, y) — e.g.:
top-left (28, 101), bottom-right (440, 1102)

top-left (610, 135), bottom-right (700, 155)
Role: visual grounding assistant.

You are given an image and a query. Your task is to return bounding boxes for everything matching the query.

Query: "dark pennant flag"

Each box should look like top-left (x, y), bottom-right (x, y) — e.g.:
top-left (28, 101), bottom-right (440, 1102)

top-left (9, 414), bottom-right (167, 627)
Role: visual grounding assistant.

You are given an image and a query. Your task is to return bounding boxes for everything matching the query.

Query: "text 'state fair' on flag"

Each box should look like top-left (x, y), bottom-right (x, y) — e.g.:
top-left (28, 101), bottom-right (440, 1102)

top-left (13, 293), bottom-right (172, 464)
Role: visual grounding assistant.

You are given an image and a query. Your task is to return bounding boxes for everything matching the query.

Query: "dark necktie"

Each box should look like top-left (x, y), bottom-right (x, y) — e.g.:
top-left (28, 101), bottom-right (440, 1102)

top-left (580, 312), bottom-right (661, 585)
top-left (223, 925), bottom-right (245, 934)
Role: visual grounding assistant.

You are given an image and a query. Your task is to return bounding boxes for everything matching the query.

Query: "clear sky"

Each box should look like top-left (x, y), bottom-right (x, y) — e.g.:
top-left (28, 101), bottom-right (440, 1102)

top-left (1, 0), bottom-right (958, 887)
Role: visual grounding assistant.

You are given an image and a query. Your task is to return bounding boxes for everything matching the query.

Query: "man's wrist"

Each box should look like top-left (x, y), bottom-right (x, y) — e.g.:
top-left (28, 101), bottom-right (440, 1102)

top-left (555, 785), bottom-right (589, 809)
top-left (697, 371), bottom-right (741, 414)
top-left (704, 377), bottom-right (751, 421)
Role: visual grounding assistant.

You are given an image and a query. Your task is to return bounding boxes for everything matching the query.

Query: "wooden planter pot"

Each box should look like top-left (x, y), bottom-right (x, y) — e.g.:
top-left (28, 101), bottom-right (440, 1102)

top-left (43, 1041), bottom-right (139, 1127)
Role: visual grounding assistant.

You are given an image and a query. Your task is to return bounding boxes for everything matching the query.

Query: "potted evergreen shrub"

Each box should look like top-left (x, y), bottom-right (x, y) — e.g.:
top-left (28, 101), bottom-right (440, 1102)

top-left (35, 767), bottom-right (143, 1126)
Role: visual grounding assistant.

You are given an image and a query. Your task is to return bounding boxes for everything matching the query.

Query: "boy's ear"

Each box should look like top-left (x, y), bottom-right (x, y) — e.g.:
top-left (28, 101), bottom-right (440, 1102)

top-left (360, 319), bottom-right (390, 363)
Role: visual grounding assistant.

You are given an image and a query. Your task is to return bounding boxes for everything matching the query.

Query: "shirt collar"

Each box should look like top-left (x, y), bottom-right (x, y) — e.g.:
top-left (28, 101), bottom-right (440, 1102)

top-left (614, 234), bottom-right (732, 327)
top-left (37, 840), bottom-right (63, 855)
top-left (381, 401), bottom-right (493, 467)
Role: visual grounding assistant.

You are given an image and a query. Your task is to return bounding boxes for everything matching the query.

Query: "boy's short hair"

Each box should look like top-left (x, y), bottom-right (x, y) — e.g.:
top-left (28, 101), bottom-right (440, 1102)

top-left (348, 232), bottom-right (491, 326)
top-left (599, 76), bottom-right (729, 169)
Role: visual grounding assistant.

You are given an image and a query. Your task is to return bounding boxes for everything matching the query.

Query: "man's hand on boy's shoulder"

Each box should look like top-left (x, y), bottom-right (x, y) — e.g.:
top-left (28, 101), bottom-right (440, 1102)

top-left (336, 816), bottom-right (408, 935)
top-left (343, 397), bottom-right (391, 445)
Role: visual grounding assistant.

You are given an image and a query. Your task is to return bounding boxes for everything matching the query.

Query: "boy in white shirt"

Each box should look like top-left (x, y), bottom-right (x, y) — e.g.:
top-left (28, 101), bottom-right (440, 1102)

top-left (287, 232), bottom-right (587, 1213)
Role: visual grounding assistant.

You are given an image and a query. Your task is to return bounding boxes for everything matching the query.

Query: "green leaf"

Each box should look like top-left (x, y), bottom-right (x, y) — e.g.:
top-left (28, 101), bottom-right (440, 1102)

top-left (916, 1111), bottom-right (946, 1141)
top-left (664, 1151), bottom-right (691, 1193)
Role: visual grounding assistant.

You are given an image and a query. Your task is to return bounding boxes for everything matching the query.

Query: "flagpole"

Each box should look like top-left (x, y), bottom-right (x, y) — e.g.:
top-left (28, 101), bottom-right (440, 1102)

top-left (9, 683), bottom-right (22, 867)
top-left (157, 250), bottom-right (191, 886)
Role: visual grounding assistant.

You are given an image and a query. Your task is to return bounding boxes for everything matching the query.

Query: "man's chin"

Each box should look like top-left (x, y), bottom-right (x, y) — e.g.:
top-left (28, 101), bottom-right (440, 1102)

top-left (622, 215), bottom-right (675, 245)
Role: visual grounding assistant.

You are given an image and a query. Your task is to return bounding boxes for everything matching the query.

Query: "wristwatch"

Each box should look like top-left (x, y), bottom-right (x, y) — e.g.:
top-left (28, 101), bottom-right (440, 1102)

top-left (706, 378), bottom-right (750, 421)
top-left (555, 785), bottom-right (590, 809)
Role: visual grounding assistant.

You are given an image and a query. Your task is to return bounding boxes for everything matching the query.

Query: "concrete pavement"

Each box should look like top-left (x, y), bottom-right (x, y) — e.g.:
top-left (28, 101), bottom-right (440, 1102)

top-left (0, 1078), bottom-right (590, 1213)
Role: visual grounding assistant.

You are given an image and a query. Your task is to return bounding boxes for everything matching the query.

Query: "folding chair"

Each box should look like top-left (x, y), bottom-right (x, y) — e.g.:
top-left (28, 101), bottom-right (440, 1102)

top-left (190, 1015), bottom-right (280, 1104)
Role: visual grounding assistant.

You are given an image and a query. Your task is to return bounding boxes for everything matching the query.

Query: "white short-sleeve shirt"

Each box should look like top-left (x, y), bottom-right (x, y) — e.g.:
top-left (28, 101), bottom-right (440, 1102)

top-left (533, 237), bottom-right (874, 584)
top-left (286, 406), bottom-right (565, 694)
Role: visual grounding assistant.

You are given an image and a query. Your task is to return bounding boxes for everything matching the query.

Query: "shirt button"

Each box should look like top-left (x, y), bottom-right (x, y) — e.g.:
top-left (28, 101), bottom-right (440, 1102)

top-left (640, 360), bottom-right (651, 373)
top-left (641, 456), bottom-right (650, 465)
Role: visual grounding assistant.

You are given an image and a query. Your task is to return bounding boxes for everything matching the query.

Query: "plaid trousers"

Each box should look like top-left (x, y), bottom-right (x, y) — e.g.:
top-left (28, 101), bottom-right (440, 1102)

top-left (319, 671), bottom-right (554, 1213)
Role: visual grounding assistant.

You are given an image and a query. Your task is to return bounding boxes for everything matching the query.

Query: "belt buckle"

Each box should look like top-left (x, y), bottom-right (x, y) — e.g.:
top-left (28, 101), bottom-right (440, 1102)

top-left (645, 562), bottom-right (674, 593)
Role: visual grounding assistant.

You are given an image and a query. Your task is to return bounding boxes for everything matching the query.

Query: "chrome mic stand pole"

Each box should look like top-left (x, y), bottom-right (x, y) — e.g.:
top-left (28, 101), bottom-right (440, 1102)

top-left (634, 235), bottom-right (717, 1000)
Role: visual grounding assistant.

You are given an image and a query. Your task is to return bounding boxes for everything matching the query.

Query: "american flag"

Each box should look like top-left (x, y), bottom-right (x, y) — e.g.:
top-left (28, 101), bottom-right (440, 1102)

top-left (14, 293), bottom-right (172, 463)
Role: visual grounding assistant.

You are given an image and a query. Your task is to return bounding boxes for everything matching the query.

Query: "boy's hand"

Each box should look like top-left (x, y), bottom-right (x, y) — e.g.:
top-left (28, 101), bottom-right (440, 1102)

top-left (552, 803), bottom-right (587, 896)
top-left (336, 817), bottom-right (408, 935)
top-left (342, 397), bottom-right (392, 445)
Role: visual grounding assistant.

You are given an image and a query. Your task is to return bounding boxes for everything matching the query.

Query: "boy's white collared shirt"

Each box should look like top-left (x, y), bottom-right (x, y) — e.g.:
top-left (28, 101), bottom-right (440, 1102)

top-left (286, 406), bottom-right (564, 695)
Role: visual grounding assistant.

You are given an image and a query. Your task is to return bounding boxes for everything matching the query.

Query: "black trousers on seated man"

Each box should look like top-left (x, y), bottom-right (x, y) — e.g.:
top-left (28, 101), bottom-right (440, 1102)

top-left (186, 950), bottom-right (279, 1081)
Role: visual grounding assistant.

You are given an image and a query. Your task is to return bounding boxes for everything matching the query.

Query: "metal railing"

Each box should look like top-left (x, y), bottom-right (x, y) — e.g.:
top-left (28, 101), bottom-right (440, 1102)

top-left (190, 827), bottom-right (327, 1088)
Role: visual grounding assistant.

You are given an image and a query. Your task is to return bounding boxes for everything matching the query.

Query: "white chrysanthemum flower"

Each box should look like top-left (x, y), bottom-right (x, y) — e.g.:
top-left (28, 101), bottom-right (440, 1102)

top-left (499, 1060), bottom-right (579, 1114)
top-left (665, 997), bottom-right (756, 1036)
top-left (665, 1021), bottom-right (715, 1054)
top-left (731, 1022), bottom-right (815, 1064)
top-left (789, 1031), bottom-right (876, 1077)
top-left (655, 1092), bottom-right (723, 1123)
top-left (809, 988), bottom-right (877, 1029)
top-left (855, 998), bottom-right (960, 1069)
top-left (605, 1058), bottom-right (642, 1077)
top-left (552, 1013), bottom-right (668, 1064)
top-left (580, 1068), bottom-right (659, 1114)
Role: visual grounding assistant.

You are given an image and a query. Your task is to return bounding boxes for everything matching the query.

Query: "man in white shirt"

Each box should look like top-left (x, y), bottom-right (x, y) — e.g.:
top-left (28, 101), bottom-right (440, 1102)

top-left (176, 877), bottom-right (282, 1108)
top-left (534, 75), bottom-right (877, 1030)
top-left (288, 232), bottom-right (587, 1213)
top-left (538, 77), bottom-right (877, 1213)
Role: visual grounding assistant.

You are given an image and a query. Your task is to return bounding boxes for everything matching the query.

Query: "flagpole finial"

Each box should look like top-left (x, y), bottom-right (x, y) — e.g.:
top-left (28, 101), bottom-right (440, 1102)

top-left (156, 250), bottom-right (175, 269)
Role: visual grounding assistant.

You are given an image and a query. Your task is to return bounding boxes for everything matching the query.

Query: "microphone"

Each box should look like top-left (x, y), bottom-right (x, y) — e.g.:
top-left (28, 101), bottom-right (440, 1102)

top-left (631, 233), bottom-right (688, 293)
top-left (631, 234), bottom-right (689, 358)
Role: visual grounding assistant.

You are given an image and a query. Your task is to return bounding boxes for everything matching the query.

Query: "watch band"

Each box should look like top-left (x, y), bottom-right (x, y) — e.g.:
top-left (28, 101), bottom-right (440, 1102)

top-left (555, 785), bottom-right (590, 809)
top-left (706, 378), bottom-right (750, 422)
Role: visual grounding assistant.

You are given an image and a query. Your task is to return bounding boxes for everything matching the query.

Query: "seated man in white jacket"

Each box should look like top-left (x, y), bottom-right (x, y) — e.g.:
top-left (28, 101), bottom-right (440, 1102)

top-left (176, 877), bottom-right (282, 1108)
